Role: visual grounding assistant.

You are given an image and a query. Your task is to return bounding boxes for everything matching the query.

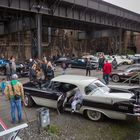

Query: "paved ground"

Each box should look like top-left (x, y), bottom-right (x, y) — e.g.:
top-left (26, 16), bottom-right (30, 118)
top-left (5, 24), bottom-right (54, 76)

top-left (0, 66), bottom-right (140, 140)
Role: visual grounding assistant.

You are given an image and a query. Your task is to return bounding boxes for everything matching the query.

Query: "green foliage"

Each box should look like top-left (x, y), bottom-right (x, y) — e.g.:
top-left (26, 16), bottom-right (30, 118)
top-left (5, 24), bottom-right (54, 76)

top-left (44, 125), bottom-right (60, 136)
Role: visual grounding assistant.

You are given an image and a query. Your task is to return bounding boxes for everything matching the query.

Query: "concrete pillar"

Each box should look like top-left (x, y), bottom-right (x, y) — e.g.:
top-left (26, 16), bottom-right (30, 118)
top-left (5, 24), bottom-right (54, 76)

top-left (119, 28), bottom-right (122, 54)
top-left (36, 13), bottom-right (42, 59)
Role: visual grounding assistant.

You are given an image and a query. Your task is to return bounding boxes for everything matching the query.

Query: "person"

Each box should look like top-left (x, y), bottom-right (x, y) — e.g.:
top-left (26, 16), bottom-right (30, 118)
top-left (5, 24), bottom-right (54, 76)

top-left (71, 88), bottom-right (83, 113)
top-left (61, 62), bottom-right (67, 75)
top-left (86, 58), bottom-right (91, 76)
top-left (4, 74), bottom-right (25, 124)
top-left (0, 78), bottom-right (6, 96)
top-left (46, 61), bottom-right (54, 81)
top-left (9, 56), bottom-right (16, 75)
top-left (28, 58), bottom-right (34, 81)
top-left (98, 54), bottom-right (105, 71)
top-left (31, 63), bottom-right (37, 82)
top-left (103, 60), bottom-right (112, 85)
top-left (41, 59), bottom-right (48, 81)
top-left (6, 62), bottom-right (11, 81)
top-left (112, 57), bottom-right (118, 69)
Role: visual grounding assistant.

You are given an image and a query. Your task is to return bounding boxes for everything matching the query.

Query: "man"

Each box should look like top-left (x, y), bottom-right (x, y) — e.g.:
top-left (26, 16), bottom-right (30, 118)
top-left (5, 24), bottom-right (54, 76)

top-left (103, 60), bottom-right (112, 85)
top-left (86, 58), bottom-right (91, 76)
top-left (112, 57), bottom-right (118, 69)
top-left (71, 88), bottom-right (83, 113)
top-left (6, 56), bottom-right (16, 81)
top-left (10, 56), bottom-right (16, 75)
top-left (4, 74), bottom-right (25, 123)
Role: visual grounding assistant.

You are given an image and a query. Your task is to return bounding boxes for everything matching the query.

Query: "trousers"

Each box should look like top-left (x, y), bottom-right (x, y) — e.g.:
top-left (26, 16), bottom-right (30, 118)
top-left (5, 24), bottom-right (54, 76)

top-left (10, 98), bottom-right (22, 122)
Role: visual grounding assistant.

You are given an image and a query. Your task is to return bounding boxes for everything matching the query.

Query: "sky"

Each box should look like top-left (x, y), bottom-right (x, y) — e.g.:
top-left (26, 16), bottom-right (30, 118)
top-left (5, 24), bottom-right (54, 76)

top-left (103, 0), bottom-right (140, 14)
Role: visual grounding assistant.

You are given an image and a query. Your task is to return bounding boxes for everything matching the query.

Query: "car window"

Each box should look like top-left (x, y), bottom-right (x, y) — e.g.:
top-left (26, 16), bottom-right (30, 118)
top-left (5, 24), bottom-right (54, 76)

top-left (85, 81), bottom-right (109, 95)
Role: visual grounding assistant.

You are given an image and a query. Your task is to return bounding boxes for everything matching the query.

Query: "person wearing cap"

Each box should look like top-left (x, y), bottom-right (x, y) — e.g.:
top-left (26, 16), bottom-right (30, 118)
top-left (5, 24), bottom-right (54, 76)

top-left (4, 74), bottom-right (25, 124)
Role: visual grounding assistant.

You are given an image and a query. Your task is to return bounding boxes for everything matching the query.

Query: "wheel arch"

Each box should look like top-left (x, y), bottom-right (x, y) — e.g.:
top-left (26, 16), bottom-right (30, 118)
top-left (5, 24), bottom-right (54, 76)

top-left (82, 107), bottom-right (111, 119)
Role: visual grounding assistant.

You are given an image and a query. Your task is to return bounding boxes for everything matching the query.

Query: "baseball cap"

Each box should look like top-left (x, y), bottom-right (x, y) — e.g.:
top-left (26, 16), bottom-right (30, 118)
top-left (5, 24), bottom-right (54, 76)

top-left (12, 74), bottom-right (18, 79)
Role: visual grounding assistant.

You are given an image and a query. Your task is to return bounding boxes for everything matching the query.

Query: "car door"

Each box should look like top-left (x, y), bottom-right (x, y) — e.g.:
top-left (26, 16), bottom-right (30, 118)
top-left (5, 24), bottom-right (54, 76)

top-left (41, 81), bottom-right (63, 108)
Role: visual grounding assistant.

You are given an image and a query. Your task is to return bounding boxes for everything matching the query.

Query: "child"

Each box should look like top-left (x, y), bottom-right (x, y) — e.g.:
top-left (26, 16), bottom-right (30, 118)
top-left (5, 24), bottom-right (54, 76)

top-left (0, 78), bottom-right (6, 96)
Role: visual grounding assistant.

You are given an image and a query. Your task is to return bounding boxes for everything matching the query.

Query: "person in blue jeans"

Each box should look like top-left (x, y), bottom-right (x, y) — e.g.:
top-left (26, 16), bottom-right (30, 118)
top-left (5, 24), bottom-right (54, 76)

top-left (4, 74), bottom-right (25, 124)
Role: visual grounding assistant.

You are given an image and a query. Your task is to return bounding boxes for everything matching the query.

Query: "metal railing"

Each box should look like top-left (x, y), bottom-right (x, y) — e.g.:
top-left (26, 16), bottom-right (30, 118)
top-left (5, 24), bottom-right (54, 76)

top-left (122, 72), bottom-right (140, 86)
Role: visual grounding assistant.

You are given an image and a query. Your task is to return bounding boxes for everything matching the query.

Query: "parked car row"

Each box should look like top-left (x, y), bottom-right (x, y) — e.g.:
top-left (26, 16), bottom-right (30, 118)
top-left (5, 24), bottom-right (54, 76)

top-left (0, 59), bottom-right (29, 77)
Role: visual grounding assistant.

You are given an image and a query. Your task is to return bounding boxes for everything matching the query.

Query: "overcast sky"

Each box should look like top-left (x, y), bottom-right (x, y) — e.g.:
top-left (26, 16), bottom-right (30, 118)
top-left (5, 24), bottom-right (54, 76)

top-left (103, 0), bottom-right (140, 14)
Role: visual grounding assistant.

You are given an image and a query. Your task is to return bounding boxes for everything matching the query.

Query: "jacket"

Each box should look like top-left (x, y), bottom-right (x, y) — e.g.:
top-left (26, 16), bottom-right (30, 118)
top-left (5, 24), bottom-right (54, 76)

top-left (4, 80), bottom-right (24, 101)
top-left (103, 62), bottom-right (112, 75)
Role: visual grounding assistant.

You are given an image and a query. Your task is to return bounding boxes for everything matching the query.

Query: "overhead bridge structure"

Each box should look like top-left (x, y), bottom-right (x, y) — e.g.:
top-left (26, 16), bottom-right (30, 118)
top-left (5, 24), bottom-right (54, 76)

top-left (0, 0), bottom-right (140, 58)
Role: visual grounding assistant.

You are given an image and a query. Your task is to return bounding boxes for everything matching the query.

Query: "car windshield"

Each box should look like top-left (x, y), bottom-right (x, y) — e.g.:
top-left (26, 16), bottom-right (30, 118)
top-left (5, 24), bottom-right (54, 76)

top-left (85, 81), bottom-right (109, 95)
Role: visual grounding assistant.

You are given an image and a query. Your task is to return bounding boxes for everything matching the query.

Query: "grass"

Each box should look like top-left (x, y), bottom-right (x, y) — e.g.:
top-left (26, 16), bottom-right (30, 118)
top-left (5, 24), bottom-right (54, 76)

top-left (44, 125), bottom-right (60, 136)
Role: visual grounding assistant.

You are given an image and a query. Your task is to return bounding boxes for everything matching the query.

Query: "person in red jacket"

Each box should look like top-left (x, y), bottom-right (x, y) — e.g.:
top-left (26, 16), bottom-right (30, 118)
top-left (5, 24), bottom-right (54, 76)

top-left (103, 60), bottom-right (112, 85)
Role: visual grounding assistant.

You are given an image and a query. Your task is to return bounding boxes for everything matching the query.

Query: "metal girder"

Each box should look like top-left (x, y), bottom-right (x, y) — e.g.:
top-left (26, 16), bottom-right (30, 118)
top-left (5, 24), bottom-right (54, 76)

top-left (0, 0), bottom-right (140, 32)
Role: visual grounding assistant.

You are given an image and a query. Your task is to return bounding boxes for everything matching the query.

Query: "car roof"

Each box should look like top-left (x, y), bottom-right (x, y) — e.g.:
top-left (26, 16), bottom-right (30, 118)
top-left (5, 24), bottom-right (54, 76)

top-left (52, 75), bottom-right (98, 86)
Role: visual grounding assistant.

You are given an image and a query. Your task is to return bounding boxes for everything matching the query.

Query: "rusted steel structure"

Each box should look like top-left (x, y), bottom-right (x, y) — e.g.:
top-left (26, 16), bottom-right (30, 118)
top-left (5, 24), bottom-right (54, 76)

top-left (0, 0), bottom-right (140, 58)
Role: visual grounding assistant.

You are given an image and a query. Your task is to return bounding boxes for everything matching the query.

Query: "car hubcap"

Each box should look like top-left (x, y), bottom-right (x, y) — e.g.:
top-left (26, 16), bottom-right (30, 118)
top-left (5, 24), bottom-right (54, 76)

top-left (112, 75), bottom-right (119, 82)
top-left (87, 110), bottom-right (101, 121)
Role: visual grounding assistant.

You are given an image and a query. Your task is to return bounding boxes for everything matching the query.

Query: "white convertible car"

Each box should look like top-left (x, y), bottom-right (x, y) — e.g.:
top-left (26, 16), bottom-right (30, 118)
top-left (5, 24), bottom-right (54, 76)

top-left (24, 75), bottom-right (140, 121)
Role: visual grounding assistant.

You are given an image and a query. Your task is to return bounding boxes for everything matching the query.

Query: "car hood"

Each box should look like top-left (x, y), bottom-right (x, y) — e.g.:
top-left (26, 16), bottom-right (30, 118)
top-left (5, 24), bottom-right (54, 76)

top-left (109, 92), bottom-right (133, 100)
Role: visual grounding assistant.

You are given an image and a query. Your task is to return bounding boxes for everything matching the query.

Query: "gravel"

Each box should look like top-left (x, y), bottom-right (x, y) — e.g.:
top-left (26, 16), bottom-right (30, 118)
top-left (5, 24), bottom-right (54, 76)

top-left (18, 110), bottom-right (140, 140)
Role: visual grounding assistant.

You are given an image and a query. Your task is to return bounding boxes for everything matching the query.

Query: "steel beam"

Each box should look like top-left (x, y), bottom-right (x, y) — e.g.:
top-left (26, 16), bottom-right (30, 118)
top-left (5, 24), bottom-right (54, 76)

top-left (36, 13), bottom-right (42, 59)
top-left (0, 0), bottom-right (139, 32)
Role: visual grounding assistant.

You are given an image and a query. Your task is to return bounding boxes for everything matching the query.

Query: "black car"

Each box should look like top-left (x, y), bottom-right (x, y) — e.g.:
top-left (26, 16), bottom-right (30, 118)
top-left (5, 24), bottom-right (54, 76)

top-left (54, 57), bottom-right (71, 66)
top-left (110, 64), bottom-right (140, 82)
top-left (70, 58), bottom-right (98, 69)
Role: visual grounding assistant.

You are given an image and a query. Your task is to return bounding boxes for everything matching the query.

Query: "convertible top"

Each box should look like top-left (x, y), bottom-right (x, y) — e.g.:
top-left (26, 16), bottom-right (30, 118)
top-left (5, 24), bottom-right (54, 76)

top-left (52, 75), bottom-right (98, 86)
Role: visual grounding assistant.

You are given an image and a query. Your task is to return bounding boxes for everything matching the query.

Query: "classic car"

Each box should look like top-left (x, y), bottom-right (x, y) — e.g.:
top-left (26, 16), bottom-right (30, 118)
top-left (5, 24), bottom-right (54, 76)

top-left (110, 64), bottom-right (140, 83)
top-left (105, 55), bottom-right (133, 65)
top-left (70, 58), bottom-right (98, 69)
top-left (24, 75), bottom-right (140, 121)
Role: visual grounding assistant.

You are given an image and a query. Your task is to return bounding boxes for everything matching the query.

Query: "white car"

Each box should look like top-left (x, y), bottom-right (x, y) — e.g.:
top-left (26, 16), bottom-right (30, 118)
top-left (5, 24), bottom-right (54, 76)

top-left (106, 55), bottom-right (133, 65)
top-left (24, 75), bottom-right (140, 121)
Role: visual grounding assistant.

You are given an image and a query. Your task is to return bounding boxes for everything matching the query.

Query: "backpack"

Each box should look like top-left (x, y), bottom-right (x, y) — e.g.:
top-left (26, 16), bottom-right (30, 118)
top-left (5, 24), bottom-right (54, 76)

top-left (46, 66), bottom-right (53, 76)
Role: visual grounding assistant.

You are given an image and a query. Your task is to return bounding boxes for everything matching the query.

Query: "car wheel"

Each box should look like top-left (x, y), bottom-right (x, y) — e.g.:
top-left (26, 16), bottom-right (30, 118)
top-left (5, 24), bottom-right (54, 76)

top-left (112, 75), bottom-right (120, 82)
top-left (86, 110), bottom-right (104, 121)
top-left (24, 94), bottom-right (34, 107)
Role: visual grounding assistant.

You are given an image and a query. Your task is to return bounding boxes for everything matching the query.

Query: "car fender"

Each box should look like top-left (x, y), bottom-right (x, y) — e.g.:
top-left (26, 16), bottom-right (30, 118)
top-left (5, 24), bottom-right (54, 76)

top-left (80, 106), bottom-right (127, 120)
top-left (80, 106), bottom-right (110, 118)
